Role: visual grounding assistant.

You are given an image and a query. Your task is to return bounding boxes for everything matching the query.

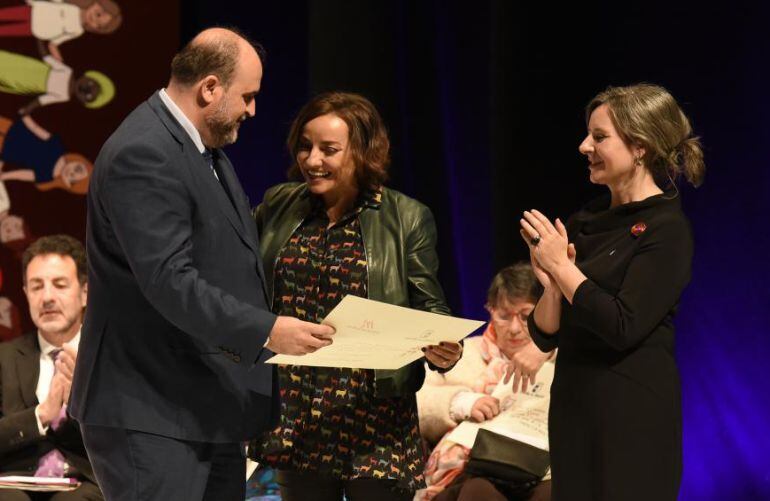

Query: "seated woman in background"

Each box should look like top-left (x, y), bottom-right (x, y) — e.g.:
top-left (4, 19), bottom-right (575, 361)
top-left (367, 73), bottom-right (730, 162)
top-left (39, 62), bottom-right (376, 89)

top-left (416, 263), bottom-right (555, 501)
top-left (252, 92), bottom-right (462, 501)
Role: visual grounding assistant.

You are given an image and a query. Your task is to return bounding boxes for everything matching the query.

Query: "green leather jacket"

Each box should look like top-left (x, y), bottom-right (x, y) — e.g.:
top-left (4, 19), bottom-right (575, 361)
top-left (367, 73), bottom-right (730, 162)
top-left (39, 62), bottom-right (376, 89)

top-left (253, 182), bottom-right (451, 398)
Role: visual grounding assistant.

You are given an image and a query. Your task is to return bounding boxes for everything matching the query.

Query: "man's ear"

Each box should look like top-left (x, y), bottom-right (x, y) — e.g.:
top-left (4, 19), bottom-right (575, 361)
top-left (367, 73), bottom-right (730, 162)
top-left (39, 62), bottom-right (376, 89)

top-left (198, 75), bottom-right (221, 105)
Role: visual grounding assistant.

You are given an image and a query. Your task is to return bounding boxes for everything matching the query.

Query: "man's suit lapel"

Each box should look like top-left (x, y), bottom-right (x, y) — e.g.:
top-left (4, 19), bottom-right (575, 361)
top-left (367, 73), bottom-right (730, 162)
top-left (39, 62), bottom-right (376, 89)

top-left (213, 152), bottom-right (259, 242)
top-left (16, 334), bottom-right (40, 408)
top-left (147, 93), bottom-right (266, 285)
top-left (187, 146), bottom-right (255, 249)
top-left (213, 151), bottom-right (268, 283)
top-left (211, 150), bottom-right (250, 233)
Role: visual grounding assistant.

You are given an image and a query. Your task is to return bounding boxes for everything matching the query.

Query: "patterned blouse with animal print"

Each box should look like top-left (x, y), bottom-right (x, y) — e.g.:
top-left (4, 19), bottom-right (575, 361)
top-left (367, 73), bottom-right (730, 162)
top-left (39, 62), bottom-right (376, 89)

top-left (258, 189), bottom-right (425, 491)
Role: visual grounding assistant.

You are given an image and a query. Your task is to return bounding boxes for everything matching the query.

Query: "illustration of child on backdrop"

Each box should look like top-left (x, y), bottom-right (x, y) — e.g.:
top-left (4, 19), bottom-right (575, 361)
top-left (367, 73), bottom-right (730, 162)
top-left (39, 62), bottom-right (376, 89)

top-left (0, 295), bottom-right (22, 341)
top-left (0, 114), bottom-right (92, 194)
top-left (0, 173), bottom-right (33, 259)
top-left (0, 49), bottom-right (115, 113)
top-left (0, 262), bottom-right (22, 341)
top-left (0, 0), bottom-right (122, 61)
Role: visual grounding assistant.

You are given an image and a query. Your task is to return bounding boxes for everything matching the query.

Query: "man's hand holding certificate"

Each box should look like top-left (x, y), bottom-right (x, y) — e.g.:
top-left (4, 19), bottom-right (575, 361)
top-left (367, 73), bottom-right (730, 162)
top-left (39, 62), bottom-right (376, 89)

top-left (267, 295), bottom-right (484, 369)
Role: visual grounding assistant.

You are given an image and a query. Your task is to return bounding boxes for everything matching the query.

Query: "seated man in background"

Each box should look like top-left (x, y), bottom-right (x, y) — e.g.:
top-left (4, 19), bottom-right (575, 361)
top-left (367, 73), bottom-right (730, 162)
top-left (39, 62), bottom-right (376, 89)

top-left (416, 263), bottom-right (554, 501)
top-left (0, 235), bottom-right (102, 500)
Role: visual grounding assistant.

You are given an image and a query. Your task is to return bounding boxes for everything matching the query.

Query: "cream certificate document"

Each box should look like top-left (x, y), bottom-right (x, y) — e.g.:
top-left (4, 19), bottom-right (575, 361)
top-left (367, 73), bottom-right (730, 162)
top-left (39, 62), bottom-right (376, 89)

top-left (0, 476), bottom-right (80, 491)
top-left (266, 295), bottom-right (484, 370)
top-left (446, 361), bottom-right (554, 451)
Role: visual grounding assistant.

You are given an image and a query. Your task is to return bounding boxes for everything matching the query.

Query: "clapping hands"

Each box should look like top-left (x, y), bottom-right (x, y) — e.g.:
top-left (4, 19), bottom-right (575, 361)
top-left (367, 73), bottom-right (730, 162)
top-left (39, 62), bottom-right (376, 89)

top-left (520, 210), bottom-right (576, 289)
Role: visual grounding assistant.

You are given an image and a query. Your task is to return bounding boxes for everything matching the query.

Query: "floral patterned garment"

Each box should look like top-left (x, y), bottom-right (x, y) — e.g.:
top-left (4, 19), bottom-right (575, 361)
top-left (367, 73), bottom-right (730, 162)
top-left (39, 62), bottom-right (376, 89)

top-left (258, 190), bottom-right (426, 491)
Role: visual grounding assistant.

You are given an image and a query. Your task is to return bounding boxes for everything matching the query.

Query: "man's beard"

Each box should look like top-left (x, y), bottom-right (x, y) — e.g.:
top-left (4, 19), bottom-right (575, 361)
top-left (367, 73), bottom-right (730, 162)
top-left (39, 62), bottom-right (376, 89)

top-left (205, 98), bottom-right (242, 148)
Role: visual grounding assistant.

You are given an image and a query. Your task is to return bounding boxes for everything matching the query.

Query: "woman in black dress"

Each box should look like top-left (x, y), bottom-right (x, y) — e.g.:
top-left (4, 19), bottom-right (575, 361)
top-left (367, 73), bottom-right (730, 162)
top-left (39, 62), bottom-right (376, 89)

top-left (519, 84), bottom-right (705, 500)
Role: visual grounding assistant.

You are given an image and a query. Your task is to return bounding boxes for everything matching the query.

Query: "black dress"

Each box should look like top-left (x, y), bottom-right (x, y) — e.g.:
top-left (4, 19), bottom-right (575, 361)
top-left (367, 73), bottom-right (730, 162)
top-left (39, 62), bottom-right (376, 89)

top-left (529, 192), bottom-right (693, 501)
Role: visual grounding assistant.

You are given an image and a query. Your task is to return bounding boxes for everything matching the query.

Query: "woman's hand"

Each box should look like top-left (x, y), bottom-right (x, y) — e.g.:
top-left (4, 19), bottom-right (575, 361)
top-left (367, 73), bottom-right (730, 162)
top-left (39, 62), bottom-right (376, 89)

top-left (521, 210), bottom-right (573, 274)
top-left (423, 341), bottom-right (463, 370)
top-left (470, 395), bottom-right (500, 422)
top-left (521, 231), bottom-right (557, 289)
top-left (503, 342), bottom-right (552, 393)
top-left (520, 225), bottom-right (575, 292)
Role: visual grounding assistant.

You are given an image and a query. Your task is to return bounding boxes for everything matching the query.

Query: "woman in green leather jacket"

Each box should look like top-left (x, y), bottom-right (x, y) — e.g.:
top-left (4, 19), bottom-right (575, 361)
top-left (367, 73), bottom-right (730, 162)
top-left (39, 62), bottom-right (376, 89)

top-left (251, 92), bottom-right (462, 500)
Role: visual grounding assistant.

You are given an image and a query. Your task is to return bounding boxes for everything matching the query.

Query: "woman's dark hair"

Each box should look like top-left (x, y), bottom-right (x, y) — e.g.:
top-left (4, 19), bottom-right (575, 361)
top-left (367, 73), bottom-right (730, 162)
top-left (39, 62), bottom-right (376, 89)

top-left (486, 262), bottom-right (542, 307)
top-left (287, 92), bottom-right (390, 190)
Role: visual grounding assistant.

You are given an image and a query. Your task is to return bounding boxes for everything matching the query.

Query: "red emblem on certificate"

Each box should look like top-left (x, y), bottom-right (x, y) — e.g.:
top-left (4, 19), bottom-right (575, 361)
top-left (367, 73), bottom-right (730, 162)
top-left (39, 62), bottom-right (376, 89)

top-left (631, 222), bottom-right (647, 237)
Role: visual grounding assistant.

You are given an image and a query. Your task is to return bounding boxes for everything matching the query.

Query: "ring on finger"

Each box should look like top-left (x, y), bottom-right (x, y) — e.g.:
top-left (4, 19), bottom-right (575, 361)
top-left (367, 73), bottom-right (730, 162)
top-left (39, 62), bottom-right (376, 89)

top-left (530, 235), bottom-right (541, 246)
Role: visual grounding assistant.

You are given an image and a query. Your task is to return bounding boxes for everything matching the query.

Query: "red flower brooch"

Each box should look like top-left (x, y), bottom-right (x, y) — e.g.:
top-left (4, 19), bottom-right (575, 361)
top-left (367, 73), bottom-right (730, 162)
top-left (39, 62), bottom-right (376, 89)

top-left (631, 222), bottom-right (647, 237)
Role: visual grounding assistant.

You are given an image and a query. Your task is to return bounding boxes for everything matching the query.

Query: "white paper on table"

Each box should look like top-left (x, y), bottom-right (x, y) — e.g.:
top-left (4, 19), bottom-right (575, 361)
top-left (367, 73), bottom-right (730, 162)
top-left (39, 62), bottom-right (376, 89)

top-left (0, 476), bottom-right (80, 491)
top-left (266, 295), bottom-right (485, 370)
top-left (446, 361), bottom-right (554, 451)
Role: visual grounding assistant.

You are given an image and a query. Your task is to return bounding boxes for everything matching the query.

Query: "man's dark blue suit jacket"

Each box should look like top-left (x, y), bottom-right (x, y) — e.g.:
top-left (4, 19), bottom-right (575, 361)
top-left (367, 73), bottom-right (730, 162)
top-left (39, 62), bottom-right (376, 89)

top-left (70, 92), bottom-right (277, 443)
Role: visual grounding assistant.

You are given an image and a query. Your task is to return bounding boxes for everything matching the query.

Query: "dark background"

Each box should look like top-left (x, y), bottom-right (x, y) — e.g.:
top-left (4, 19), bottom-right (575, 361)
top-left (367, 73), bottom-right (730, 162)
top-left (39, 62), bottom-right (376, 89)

top-left (183, 1), bottom-right (770, 499)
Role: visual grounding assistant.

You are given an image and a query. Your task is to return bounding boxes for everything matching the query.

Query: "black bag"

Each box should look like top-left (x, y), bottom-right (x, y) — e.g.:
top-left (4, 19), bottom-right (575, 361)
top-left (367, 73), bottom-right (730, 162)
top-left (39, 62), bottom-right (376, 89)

top-left (465, 429), bottom-right (550, 496)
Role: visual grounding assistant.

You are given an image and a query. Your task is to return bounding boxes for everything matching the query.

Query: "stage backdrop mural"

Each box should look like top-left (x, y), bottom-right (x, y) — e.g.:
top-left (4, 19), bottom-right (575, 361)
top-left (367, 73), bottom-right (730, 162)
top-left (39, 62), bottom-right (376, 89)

top-left (0, 0), bottom-right (179, 338)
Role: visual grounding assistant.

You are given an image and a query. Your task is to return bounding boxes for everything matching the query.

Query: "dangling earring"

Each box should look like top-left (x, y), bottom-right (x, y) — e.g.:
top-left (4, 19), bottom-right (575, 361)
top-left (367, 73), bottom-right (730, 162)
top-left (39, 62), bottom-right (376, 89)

top-left (634, 156), bottom-right (642, 167)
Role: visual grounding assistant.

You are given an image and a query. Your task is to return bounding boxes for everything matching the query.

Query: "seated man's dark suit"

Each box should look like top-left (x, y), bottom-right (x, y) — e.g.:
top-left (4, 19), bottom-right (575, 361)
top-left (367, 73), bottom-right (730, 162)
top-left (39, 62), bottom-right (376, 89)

top-left (69, 92), bottom-right (278, 500)
top-left (0, 332), bottom-right (102, 500)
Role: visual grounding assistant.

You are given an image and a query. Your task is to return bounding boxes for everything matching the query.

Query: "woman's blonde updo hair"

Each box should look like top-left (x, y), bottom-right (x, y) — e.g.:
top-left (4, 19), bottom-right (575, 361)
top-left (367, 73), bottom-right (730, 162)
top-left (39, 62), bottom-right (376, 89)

top-left (587, 83), bottom-right (705, 187)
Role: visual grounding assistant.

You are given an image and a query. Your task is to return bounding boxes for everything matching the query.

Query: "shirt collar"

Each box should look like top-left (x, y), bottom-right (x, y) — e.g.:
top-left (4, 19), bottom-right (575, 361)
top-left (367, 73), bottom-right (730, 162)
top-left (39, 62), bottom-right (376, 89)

top-left (38, 328), bottom-right (81, 357)
top-left (362, 187), bottom-right (383, 210)
top-left (158, 88), bottom-right (206, 154)
top-left (309, 186), bottom-right (383, 217)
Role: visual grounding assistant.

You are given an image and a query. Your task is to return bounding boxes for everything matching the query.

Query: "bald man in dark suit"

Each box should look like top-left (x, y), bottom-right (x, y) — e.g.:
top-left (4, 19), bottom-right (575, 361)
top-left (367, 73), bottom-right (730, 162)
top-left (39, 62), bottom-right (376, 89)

top-left (69, 28), bottom-right (334, 500)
